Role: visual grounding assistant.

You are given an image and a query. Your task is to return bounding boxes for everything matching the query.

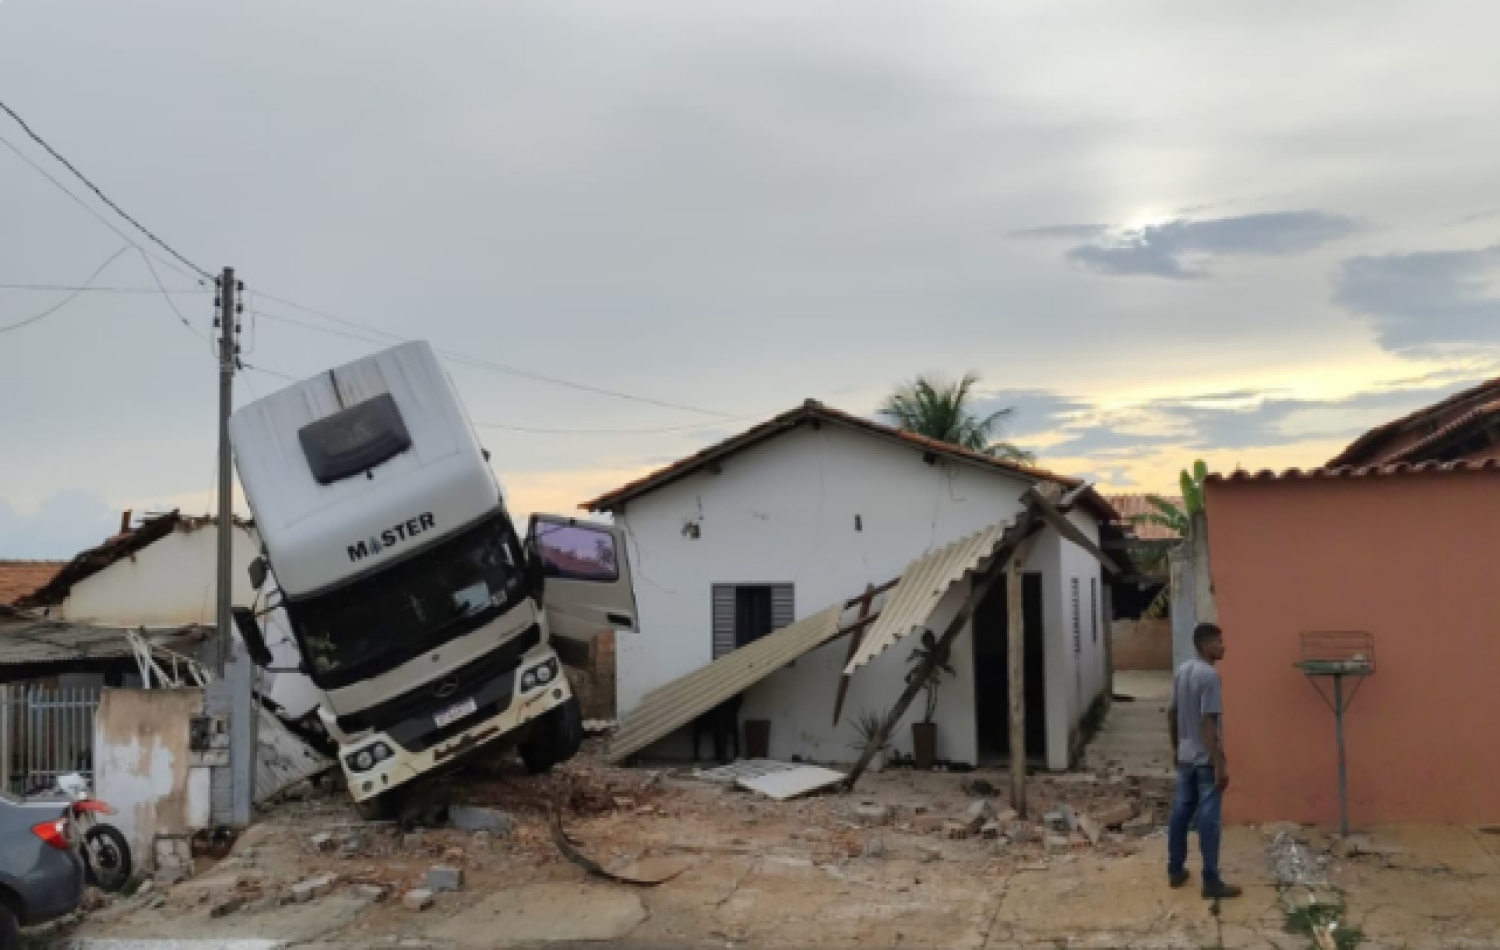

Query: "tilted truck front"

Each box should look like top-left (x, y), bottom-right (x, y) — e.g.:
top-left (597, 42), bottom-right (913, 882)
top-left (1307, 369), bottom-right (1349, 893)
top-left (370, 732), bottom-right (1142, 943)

top-left (227, 340), bottom-right (636, 814)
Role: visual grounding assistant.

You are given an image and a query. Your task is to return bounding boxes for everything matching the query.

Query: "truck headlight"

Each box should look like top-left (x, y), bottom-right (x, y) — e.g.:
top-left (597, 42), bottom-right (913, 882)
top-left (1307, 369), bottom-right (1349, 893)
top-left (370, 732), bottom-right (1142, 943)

top-left (345, 742), bottom-right (393, 773)
top-left (521, 659), bottom-right (558, 693)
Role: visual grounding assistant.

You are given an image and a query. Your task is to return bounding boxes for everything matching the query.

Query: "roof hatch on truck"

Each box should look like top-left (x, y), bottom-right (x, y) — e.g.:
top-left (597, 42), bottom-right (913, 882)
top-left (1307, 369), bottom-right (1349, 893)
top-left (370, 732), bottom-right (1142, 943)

top-left (299, 392), bottom-right (412, 484)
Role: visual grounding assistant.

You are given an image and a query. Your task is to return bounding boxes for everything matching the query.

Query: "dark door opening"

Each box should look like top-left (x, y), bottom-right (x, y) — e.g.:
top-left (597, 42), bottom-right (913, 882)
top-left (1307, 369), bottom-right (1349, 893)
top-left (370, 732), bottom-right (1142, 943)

top-left (973, 572), bottom-right (1046, 763)
top-left (734, 586), bottom-right (775, 648)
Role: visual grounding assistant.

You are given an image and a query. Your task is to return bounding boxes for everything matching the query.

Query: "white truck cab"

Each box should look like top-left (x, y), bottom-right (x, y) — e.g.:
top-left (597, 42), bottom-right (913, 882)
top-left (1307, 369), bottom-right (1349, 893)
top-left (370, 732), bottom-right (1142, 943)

top-left (227, 341), bottom-right (635, 813)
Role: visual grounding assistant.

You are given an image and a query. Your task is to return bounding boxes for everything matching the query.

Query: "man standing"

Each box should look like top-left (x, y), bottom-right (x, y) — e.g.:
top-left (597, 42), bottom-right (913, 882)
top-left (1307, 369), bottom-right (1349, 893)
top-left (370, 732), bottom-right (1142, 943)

top-left (1167, 622), bottom-right (1240, 899)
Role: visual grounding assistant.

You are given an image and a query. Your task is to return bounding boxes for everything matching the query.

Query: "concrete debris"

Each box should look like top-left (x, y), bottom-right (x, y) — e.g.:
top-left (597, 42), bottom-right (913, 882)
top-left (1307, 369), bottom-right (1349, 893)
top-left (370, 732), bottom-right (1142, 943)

top-left (1057, 804), bottom-right (1078, 832)
top-left (210, 897), bottom-right (244, 918)
top-left (980, 821), bottom-right (1000, 840)
top-left (355, 885), bottom-right (388, 902)
top-left (1337, 834), bottom-right (1405, 858)
top-left (1269, 830), bottom-right (1329, 889)
top-left (996, 808), bottom-right (1018, 824)
top-left (943, 821), bottom-right (973, 840)
top-left (1077, 814), bottom-right (1102, 847)
top-left (854, 803), bottom-right (892, 825)
top-left (427, 865), bottom-right (464, 892)
top-left (962, 778), bottom-right (997, 798)
top-left (966, 800), bottom-right (995, 821)
top-left (310, 832), bottom-right (335, 851)
top-left (1123, 814), bottom-right (1156, 839)
top-left (292, 874), bottom-right (338, 903)
top-left (1045, 836), bottom-right (1071, 854)
top-left (450, 805), bottom-right (513, 834)
top-left (1261, 821), bottom-right (1307, 842)
top-left (1093, 803), bottom-right (1136, 828)
top-left (863, 836), bottom-right (887, 859)
top-left (443, 846), bottom-right (465, 863)
top-left (1043, 811), bottom-right (1065, 829)
top-left (403, 889), bottom-right (436, 911)
top-left (134, 879), bottom-right (154, 897)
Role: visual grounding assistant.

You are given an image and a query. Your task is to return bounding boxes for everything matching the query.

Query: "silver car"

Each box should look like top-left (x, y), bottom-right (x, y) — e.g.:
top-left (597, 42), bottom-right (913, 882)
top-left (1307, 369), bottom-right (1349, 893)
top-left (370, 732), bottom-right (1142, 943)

top-left (0, 792), bottom-right (87, 949)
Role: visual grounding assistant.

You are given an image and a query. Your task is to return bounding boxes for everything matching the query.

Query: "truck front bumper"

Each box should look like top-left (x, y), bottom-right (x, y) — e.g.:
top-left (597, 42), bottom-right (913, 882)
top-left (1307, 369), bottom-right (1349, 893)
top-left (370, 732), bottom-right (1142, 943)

top-left (339, 645), bottom-right (572, 801)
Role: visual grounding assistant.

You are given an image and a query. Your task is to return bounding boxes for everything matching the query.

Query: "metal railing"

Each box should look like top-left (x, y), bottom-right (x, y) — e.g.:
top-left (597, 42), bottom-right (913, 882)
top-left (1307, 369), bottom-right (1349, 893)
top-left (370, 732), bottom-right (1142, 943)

top-left (1, 684), bottom-right (101, 795)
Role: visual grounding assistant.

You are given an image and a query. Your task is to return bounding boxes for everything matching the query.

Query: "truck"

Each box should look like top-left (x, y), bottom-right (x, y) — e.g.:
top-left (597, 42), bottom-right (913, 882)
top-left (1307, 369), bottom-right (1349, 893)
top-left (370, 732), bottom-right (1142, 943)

top-left (226, 340), bottom-right (638, 815)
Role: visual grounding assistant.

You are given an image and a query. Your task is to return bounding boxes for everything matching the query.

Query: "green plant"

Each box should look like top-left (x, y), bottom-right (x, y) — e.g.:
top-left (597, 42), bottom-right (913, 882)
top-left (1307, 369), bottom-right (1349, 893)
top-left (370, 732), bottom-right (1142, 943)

top-left (879, 373), bottom-right (1035, 463)
top-left (1284, 895), bottom-right (1363, 950)
top-left (850, 709), bottom-right (890, 752)
top-left (1129, 460), bottom-right (1210, 619)
top-left (905, 630), bottom-right (956, 723)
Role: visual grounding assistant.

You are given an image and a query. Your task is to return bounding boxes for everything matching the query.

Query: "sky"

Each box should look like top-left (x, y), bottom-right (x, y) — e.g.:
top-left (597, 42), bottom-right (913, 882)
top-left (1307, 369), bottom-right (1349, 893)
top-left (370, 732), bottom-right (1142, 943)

top-left (3, 1), bottom-right (1499, 557)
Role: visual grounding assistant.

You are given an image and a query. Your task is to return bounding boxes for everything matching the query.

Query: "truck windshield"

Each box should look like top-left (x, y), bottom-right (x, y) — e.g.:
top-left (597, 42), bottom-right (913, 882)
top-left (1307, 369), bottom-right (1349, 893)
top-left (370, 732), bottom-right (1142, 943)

top-left (286, 513), bottom-right (525, 684)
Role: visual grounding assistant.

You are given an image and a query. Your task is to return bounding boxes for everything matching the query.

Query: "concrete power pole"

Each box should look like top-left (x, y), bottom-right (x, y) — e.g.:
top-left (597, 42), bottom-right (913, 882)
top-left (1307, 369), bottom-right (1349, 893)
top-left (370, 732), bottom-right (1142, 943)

top-left (215, 267), bottom-right (237, 677)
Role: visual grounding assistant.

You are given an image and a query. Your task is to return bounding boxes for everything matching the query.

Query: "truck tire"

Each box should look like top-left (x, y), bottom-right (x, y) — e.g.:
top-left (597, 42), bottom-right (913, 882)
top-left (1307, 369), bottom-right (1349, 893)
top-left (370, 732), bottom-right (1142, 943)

top-left (0, 904), bottom-right (17, 950)
top-left (520, 698), bottom-right (583, 775)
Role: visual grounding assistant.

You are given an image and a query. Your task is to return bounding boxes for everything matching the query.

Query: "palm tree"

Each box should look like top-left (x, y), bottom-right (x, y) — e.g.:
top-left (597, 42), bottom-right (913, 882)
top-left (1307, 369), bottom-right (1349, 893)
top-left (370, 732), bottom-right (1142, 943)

top-left (879, 373), bottom-right (1035, 463)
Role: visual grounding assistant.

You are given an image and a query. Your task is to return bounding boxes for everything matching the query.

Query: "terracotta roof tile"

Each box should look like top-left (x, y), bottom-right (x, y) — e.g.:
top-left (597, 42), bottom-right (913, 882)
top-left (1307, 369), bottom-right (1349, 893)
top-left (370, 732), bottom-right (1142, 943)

top-left (580, 399), bottom-right (1119, 521)
top-left (0, 561), bottom-right (66, 606)
top-left (1327, 376), bottom-right (1500, 467)
top-left (1104, 494), bottom-right (1184, 540)
top-left (1208, 458), bottom-right (1500, 483)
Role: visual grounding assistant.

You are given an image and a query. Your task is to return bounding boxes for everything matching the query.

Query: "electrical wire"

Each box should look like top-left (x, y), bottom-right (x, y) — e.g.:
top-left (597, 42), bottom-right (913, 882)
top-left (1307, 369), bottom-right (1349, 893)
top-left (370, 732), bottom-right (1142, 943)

top-left (0, 246), bottom-right (134, 334)
top-left (249, 299), bottom-right (741, 419)
top-left (0, 284), bottom-right (205, 294)
top-left (473, 420), bottom-right (748, 434)
top-left (0, 128), bottom-right (208, 289)
top-left (0, 98), bottom-right (212, 281)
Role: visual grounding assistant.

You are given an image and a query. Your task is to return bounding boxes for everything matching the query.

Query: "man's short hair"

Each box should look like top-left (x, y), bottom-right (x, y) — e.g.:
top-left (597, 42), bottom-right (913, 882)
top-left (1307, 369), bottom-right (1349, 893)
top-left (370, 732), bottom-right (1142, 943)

top-left (1193, 622), bottom-right (1223, 650)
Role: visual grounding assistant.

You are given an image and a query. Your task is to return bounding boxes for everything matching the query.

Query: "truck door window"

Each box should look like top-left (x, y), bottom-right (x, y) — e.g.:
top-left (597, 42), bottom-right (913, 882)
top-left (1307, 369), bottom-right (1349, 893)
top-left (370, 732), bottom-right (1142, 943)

top-left (535, 522), bottom-right (618, 582)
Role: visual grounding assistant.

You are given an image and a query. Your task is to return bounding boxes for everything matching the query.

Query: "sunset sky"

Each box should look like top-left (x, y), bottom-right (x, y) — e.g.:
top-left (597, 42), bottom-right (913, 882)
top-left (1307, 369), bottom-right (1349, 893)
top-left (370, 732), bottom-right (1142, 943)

top-left (3, 1), bottom-right (1498, 556)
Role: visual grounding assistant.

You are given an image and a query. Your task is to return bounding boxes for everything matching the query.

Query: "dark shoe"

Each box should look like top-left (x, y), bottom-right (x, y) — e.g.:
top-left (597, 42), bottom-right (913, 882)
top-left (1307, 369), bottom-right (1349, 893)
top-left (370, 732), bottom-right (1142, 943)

top-left (1202, 881), bottom-right (1242, 900)
top-left (1169, 869), bottom-right (1190, 888)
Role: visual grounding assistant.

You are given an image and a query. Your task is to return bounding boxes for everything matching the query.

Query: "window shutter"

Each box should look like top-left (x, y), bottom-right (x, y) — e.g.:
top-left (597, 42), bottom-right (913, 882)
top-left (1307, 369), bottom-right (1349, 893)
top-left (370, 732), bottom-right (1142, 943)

top-left (771, 584), bottom-right (795, 630)
top-left (712, 585), bottom-right (737, 659)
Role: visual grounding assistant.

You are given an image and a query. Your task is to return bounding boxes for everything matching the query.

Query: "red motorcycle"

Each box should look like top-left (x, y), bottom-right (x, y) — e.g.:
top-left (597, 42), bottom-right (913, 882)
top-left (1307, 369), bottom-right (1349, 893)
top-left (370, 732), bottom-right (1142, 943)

top-left (51, 773), bottom-right (132, 893)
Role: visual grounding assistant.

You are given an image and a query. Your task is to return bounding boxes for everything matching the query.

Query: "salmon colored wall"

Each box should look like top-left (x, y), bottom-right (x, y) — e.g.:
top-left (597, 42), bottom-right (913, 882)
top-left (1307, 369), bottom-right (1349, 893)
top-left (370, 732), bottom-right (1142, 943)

top-left (1205, 471), bottom-right (1500, 825)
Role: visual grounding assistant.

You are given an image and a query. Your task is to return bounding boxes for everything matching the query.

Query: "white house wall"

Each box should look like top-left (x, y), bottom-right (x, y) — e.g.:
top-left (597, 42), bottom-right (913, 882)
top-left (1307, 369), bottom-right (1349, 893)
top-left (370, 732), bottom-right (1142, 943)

top-left (616, 423), bottom-right (1074, 767)
top-left (60, 524), bottom-right (260, 626)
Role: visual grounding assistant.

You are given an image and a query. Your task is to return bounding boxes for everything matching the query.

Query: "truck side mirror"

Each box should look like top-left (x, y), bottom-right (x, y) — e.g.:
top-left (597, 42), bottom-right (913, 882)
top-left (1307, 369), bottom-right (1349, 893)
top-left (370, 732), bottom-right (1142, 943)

top-left (247, 557), bottom-right (268, 591)
top-left (231, 606), bottom-right (275, 668)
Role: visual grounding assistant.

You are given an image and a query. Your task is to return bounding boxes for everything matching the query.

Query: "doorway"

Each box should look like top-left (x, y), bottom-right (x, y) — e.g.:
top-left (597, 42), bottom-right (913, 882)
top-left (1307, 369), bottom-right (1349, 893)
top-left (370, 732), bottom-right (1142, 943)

top-left (972, 572), bottom-right (1046, 763)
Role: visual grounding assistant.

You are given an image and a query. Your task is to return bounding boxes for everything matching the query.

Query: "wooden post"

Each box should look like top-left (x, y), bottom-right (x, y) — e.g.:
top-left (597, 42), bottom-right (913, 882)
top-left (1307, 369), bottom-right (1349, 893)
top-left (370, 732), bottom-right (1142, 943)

top-left (1007, 556), bottom-right (1027, 817)
top-left (832, 585), bottom-right (875, 726)
top-left (1101, 581), bottom-right (1116, 716)
top-left (844, 520), bottom-right (1040, 790)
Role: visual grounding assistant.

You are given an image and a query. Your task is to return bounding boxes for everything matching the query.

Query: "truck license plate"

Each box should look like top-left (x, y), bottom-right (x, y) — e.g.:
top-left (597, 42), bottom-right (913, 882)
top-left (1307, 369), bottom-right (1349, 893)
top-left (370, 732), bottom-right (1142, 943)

top-left (433, 697), bottom-right (477, 729)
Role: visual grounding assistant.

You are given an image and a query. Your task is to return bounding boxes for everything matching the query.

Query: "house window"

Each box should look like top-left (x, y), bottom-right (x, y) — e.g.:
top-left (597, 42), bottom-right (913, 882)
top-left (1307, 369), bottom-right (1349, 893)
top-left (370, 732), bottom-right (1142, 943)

top-left (1090, 578), bottom-right (1098, 644)
top-left (712, 584), bottom-right (794, 659)
top-left (1071, 577), bottom-right (1081, 655)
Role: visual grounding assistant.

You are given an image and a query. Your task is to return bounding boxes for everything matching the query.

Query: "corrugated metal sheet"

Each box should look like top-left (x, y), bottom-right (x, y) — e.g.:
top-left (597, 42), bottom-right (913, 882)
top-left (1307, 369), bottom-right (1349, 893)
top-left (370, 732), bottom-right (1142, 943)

top-left (606, 603), bottom-right (844, 764)
top-left (844, 520), bottom-right (1013, 675)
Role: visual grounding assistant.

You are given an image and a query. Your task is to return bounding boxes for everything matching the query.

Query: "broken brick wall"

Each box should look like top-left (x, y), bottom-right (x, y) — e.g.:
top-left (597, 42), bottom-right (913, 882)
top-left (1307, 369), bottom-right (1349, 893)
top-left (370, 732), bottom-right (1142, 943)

top-left (564, 629), bottom-right (616, 721)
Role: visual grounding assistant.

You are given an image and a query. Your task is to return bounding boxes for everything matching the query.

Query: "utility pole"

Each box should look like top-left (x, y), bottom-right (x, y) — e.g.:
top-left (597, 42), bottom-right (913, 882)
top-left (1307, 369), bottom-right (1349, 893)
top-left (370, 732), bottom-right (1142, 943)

top-left (215, 267), bottom-right (237, 677)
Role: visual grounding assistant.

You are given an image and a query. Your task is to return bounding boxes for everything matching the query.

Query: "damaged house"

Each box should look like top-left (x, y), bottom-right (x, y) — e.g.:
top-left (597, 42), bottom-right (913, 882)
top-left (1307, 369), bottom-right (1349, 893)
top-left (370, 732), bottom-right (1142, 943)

top-left (583, 400), bottom-right (1119, 771)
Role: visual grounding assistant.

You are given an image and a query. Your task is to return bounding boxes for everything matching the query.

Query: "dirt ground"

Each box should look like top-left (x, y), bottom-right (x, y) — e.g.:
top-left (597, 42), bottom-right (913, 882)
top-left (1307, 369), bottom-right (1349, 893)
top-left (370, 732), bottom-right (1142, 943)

top-left (56, 744), bottom-right (1500, 949)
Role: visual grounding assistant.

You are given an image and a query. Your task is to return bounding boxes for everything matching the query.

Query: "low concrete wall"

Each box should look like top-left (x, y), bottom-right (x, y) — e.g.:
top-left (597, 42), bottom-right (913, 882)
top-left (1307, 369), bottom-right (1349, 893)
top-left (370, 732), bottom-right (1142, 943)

top-left (93, 689), bottom-right (208, 868)
top-left (1111, 617), bottom-right (1173, 671)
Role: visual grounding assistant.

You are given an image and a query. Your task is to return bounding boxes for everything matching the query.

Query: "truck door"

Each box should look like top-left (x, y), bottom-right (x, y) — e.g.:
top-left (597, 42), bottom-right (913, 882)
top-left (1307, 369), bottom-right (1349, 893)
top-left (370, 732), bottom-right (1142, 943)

top-left (528, 515), bottom-right (638, 667)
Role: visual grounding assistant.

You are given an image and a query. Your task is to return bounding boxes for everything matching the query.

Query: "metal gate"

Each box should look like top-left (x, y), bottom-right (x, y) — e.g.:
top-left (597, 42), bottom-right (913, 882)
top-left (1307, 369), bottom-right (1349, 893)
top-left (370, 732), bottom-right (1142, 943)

top-left (1, 684), bottom-right (101, 795)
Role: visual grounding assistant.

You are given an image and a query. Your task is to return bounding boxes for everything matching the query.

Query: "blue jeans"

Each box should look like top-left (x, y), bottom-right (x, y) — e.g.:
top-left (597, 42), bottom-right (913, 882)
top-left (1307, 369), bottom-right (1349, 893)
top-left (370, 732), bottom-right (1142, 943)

top-left (1168, 763), bottom-right (1221, 885)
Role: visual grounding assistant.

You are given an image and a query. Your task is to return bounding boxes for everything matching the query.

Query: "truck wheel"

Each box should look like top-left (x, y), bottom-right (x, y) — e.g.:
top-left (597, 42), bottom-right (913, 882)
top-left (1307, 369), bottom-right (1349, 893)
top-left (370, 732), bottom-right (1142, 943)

top-left (520, 698), bottom-right (583, 775)
top-left (0, 904), bottom-right (17, 950)
top-left (355, 792), bottom-right (397, 822)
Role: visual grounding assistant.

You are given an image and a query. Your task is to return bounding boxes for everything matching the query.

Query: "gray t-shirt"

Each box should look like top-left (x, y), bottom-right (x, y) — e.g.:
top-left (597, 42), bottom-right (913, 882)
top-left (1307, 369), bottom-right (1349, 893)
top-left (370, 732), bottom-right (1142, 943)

top-left (1173, 658), bottom-right (1224, 766)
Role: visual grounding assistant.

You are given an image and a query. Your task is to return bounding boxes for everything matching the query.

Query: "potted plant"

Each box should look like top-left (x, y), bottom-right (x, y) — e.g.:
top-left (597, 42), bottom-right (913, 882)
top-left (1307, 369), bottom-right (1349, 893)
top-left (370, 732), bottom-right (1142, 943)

top-left (851, 709), bottom-right (891, 773)
top-left (905, 630), bottom-right (954, 770)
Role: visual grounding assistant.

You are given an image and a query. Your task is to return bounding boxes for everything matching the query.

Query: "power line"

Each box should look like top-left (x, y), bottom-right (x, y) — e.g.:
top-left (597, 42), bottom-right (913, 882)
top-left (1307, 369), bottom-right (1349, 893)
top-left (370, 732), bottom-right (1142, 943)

top-left (0, 97), bottom-right (212, 280)
top-left (0, 284), bottom-right (205, 294)
top-left (473, 419), bottom-right (749, 434)
top-left (249, 300), bottom-right (741, 419)
top-left (0, 246), bottom-right (134, 334)
top-left (0, 128), bottom-right (207, 289)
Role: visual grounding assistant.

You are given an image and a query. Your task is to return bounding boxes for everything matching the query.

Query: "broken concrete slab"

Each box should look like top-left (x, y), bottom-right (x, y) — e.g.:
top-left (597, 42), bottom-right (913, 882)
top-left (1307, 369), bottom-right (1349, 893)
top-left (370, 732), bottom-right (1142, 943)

top-left (450, 805), bottom-right (513, 834)
top-left (1078, 814), bottom-right (1102, 847)
top-left (404, 889), bottom-right (436, 911)
top-left (428, 881), bottom-right (647, 947)
top-left (355, 885), bottom-right (387, 902)
top-left (291, 875), bottom-right (337, 903)
top-left (966, 800), bottom-right (995, 821)
top-left (210, 896), bottom-right (243, 918)
top-left (1093, 802), bottom-right (1136, 828)
top-left (426, 865), bottom-right (464, 892)
top-left (854, 803), bottom-right (891, 824)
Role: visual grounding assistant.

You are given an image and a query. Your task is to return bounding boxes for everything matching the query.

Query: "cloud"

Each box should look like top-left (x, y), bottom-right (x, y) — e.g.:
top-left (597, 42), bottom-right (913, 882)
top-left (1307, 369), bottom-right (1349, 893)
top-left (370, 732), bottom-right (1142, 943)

top-left (0, 492), bottom-right (118, 558)
top-left (1009, 224), bottom-right (1108, 241)
top-left (969, 389), bottom-right (1092, 438)
top-left (1065, 211), bottom-right (1363, 279)
top-left (1333, 244), bottom-right (1500, 357)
